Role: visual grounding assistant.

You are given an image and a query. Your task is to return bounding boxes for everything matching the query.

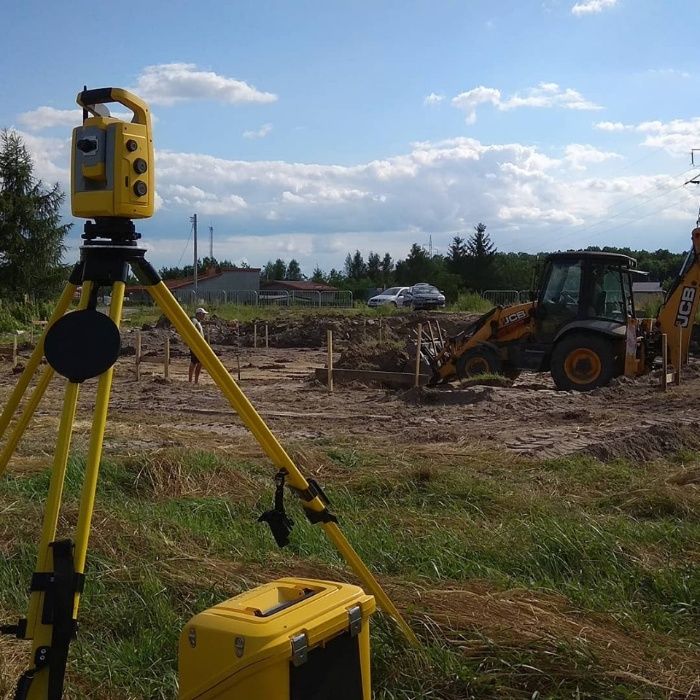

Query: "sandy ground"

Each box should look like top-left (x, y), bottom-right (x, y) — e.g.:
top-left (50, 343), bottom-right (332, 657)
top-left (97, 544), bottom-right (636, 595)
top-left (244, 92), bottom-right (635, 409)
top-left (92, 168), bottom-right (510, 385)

top-left (3, 326), bottom-right (700, 472)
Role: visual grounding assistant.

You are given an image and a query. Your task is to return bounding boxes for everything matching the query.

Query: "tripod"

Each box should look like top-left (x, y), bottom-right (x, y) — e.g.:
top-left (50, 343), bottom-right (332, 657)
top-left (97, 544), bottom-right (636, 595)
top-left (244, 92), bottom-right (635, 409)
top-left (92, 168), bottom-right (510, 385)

top-left (0, 219), bottom-right (416, 700)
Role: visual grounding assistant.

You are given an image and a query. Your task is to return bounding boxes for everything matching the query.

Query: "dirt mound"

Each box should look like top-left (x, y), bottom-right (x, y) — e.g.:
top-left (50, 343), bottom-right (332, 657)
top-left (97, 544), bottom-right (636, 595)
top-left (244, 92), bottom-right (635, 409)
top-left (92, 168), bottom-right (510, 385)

top-left (583, 422), bottom-right (700, 462)
top-left (400, 384), bottom-right (504, 405)
top-left (336, 342), bottom-right (410, 372)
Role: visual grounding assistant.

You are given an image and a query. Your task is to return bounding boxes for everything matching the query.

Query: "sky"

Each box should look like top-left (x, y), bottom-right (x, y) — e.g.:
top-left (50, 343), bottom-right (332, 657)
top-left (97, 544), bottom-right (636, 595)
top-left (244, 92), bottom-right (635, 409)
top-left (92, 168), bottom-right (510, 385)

top-left (2, 0), bottom-right (700, 276)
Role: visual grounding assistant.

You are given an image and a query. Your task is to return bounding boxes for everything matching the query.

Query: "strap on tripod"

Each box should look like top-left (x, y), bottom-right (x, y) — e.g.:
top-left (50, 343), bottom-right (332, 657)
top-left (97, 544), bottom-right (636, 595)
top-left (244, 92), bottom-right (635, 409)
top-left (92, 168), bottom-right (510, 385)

top-left (258, 469), bottom-right (295, 547)
top-left (13, 539), bottom-right (83, 700)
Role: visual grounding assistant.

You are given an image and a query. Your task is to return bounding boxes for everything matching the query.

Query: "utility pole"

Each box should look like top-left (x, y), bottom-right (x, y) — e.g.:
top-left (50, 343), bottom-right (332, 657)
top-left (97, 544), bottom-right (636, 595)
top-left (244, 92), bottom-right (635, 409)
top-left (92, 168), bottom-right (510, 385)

top-left (209, 225), bottom-right (214, 260)
top-left (191, 213), bottom-right (198, 295)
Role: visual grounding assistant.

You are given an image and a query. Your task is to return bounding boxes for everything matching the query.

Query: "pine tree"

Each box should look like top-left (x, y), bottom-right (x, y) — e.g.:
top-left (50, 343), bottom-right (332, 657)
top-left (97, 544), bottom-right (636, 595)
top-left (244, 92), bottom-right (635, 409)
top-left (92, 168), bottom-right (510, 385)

top-left (0, 130), bottom-right (71, 298)
top-left (467, 223), bottom-right (495, 258)
top-left (366, 251), bottom-right (381, 283)
top-left (311, 266), bottom-right (326, 283)
top-left (344, 250), bottom-right (367, 280)
top-left (465, 223), bottom-right (496, 291)
top-left (447, 236), bottom-right (468, 277)
top-left (380, 253), bottom-right (394, 286)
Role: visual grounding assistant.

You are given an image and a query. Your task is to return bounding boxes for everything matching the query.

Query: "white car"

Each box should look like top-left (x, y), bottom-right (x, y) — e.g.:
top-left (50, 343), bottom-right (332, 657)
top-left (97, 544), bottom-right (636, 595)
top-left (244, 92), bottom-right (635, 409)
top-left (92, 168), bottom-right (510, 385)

top-left (367, 286), bottom-right (411, 307)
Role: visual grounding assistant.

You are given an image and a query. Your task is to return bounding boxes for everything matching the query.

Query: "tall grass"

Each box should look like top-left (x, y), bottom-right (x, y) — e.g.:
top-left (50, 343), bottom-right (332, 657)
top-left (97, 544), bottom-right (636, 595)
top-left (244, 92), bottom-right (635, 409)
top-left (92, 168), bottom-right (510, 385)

top-left (0, 446), bottom-right (697, 698)
top-left (449, 293), bottom-right (493, 313)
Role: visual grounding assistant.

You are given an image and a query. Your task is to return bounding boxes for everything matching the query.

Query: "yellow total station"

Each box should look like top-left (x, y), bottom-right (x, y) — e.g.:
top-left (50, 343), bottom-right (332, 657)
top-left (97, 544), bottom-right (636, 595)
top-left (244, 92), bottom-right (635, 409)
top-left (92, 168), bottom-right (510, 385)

top-left (71, 87), bottom-right (154, 220)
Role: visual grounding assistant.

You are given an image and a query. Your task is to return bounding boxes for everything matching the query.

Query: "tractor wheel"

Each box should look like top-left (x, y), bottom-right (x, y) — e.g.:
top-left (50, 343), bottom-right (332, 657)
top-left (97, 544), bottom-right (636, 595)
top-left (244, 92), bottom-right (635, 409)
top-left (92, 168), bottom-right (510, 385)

top-left (455, 347), bottom-right (501, 379)
top-left (550, 333), bottom-right (617, 391)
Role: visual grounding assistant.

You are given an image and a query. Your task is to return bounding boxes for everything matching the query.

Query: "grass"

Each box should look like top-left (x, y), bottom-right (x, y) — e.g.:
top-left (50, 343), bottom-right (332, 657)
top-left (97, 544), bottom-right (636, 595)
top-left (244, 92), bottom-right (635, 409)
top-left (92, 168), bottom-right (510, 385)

top-left (0, 445), bottom-right (698, 699)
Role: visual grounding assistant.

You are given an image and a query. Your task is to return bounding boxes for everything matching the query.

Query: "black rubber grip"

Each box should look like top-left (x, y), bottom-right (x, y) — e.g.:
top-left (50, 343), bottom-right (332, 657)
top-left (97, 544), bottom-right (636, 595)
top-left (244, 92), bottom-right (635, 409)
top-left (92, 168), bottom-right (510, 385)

top-left (78, 88), bottom-right (114, 106)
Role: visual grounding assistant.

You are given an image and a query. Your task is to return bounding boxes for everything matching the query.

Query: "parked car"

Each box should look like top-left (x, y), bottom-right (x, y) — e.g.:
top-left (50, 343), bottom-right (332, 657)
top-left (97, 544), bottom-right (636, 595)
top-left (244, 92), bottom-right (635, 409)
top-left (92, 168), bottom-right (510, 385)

top-left (367, 286), bottom-right (411, 307)
top-left (404, 283), bottom-right (446, 310)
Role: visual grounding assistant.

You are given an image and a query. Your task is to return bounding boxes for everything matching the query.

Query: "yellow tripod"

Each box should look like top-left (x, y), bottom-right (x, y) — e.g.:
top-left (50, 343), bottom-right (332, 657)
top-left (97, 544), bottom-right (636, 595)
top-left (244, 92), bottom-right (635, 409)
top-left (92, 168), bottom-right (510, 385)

top-left (0, 220), bottom-right (417, 700)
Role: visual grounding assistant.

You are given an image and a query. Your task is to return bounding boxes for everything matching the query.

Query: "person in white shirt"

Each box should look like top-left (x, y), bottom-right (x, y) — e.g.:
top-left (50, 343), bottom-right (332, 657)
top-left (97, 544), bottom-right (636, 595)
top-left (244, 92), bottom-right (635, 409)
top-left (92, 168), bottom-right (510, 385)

top-left (189, 307), bottom-right (208, 383)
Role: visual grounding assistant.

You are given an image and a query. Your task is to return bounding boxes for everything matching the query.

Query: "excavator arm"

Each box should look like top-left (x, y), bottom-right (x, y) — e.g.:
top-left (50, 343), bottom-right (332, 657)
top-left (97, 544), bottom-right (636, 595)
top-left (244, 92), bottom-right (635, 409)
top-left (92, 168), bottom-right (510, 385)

top-left (656, 227), bottom-right (700, 366)
top-left (429, 301), bottom-right (535, 384)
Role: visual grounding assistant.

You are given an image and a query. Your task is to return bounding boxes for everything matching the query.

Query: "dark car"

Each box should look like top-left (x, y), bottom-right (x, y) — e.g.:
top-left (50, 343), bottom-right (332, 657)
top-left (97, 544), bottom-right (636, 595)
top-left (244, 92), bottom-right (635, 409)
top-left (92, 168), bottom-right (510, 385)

top-left (404, 283), bottom-right (446, 310)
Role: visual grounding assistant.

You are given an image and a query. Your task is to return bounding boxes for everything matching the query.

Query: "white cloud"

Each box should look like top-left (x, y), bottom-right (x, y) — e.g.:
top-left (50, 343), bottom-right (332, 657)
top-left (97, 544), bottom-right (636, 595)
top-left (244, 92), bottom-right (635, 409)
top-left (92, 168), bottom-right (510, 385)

top-left (564, 143), bottom-right (622, 170)
top-left (645, 68), bottom-right (691, 79)
top-left (596, 117), bottom-right (700, 155)
top-left (594, 121), bottom-right (630, 132)
top-left (243, 123), bottom-right (273, 139)
top-left (131, 63), bottom-right (277, 106)
top-left (451, 82), bottom-right (601, 123)
top-left (18, 107), bottom-right (81, 130)
top-left (12, 126), bottom-right (695, 270)
top-left (572, 0), bottom-right (617, 16)
top-left (17, 106), bottom-right (135, 131)
top-left (423, 92), bottom-right (445, 106)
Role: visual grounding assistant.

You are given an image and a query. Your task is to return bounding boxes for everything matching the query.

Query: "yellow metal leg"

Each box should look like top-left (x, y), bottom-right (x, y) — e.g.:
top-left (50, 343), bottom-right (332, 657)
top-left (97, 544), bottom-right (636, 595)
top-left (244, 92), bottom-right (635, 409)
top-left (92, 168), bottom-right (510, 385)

top-left (22, 381), bottom-right (80, 700)
top-left (0, 282), bottom-right (75, 441)
top-left (147, 282), bottom-right (418, 646)
top-left (0, 283), bottom-right (93, 478)
top-left (72, 282), bottom-right (125, 616)
top-left (0, 365), bottom-right (54, 477)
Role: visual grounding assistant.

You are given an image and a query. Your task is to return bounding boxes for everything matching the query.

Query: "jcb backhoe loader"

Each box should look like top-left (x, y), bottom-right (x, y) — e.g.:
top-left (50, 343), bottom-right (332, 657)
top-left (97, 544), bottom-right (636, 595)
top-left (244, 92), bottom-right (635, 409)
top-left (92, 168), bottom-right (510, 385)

top-left (428, 227), bottom-right (700, 391)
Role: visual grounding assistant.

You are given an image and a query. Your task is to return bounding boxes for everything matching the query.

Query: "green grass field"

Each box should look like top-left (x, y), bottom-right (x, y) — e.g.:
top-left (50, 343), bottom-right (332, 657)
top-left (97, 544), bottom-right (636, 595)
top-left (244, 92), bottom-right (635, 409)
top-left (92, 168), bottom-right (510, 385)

top-left (0, 441), bottom-right (697, 699)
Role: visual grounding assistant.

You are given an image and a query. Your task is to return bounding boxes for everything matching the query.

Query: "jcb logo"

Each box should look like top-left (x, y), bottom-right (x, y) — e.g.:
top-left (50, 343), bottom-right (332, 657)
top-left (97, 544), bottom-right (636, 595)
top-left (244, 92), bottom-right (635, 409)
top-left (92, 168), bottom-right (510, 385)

top-left (503, 310), bottom-right (528, 326)
top-left (676, 286), bottom-right (696, 328)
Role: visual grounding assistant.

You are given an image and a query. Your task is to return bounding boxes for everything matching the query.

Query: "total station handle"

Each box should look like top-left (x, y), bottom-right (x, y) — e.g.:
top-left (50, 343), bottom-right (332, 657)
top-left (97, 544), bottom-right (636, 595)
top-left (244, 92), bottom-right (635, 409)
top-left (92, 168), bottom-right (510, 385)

top-left (76, 87), bottom-right (150, 126)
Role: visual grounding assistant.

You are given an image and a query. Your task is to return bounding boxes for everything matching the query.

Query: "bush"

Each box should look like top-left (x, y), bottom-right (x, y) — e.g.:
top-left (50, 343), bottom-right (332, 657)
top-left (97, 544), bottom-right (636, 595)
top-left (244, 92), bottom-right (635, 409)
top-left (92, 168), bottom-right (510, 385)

top-left (450, 293), bottom-right (493, 313)
top-left (0, 299), bottom-right (58, 332)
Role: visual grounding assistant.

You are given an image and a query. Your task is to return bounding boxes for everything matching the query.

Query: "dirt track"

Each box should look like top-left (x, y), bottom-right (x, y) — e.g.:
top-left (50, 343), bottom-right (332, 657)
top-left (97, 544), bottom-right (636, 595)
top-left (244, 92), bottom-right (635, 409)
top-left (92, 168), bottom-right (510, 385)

top-left (4, 313), bottom-right (700, 470)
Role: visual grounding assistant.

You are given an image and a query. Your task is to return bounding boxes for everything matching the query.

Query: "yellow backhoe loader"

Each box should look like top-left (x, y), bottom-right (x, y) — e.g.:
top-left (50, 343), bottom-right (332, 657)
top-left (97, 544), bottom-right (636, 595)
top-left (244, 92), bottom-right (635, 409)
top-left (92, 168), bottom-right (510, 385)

top-left (428, 227), bottom-right (700, 390)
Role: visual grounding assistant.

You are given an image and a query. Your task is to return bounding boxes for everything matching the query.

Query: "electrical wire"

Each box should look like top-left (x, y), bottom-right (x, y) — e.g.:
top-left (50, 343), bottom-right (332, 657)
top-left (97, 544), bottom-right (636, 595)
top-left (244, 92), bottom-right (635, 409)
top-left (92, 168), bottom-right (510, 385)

top-left (176, 219), bottom-right (194, 268)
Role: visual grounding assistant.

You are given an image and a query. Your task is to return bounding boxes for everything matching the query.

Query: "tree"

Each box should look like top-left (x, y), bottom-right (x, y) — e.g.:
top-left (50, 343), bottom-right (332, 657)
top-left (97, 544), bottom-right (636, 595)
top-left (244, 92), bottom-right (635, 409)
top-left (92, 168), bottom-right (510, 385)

top-left (395, 244), bottom-right (433, 284)
top-left (446, 236), bottom-right (469, 281)
top-left (465, 223), bottom-right (496, 291)
top-left (367, 251), bottom-right (381, 284)
top-left (344, 250), bottom-right (367, 280)
top-left (311, 266), bottom-right (326, 283)
top-left (380, 252), bottom-right (394, 286)
top-left (286, 259), bottom-right (302, 280)
top-left (0, 130), bottom-right (70, 298)
top-left (271, 258), bottom-right (287, 280)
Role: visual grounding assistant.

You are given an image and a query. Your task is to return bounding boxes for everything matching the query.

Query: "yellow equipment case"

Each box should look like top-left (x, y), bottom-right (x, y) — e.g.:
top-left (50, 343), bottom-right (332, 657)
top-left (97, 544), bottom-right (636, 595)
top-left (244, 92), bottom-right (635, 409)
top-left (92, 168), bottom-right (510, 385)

top-left (178, 578), bottom-right (376, 699)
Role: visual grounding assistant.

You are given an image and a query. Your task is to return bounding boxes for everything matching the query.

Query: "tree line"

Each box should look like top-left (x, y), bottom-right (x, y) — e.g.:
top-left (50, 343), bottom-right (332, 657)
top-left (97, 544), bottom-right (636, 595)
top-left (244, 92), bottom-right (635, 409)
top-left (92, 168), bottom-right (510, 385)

top-left (263, 224), bottom-right (687, 301)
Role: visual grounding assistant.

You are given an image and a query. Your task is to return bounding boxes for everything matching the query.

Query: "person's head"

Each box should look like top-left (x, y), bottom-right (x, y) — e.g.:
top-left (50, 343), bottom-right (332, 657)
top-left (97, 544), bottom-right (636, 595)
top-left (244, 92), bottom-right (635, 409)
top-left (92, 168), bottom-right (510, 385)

top-left (195, 307), bottom-right (208, 321)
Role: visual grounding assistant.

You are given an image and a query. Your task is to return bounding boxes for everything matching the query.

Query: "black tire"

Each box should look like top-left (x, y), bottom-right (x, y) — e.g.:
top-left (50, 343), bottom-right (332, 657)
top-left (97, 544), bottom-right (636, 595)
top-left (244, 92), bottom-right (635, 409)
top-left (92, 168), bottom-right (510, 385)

top-left (550, 332), bottom-right (617, 391)
top-left (455, 347), bottom-right (501, 379)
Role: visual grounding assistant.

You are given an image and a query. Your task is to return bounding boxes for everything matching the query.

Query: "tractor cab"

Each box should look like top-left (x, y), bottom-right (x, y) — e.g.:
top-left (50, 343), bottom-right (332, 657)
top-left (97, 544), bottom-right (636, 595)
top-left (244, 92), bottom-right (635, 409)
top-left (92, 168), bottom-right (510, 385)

top-left (535, 251), bottom-right (637, 342)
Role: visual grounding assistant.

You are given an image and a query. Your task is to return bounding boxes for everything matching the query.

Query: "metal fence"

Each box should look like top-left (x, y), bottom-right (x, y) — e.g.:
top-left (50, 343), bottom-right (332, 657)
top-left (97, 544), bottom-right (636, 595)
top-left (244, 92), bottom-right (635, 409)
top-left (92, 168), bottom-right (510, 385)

top-left (169, 289), bottom-right (353, 308)
top-left (482, 289), bottom-right (522, 306)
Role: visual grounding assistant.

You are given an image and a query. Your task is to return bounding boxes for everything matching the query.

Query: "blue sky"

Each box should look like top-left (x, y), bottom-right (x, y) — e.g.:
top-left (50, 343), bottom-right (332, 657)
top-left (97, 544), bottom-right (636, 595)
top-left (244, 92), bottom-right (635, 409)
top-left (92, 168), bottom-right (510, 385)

top-left (2, 0), bottom-right (700, 275)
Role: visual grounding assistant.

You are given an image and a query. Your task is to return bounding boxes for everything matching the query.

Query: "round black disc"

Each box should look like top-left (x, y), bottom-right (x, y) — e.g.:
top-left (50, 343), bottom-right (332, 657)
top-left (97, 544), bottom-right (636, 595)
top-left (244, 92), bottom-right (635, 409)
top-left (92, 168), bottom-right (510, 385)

top-left (44, 309), bottom-right (121, 382)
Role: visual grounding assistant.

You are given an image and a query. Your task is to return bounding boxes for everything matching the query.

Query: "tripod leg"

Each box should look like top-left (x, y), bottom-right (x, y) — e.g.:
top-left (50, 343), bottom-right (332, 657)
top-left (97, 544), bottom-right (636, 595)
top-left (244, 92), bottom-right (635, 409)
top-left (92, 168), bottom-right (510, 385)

top-left (72, 282), bottom-right (126, 611)
top-left (0, 366), bottom-right (54, 478)
top-left (0, 282), bottom-right (95, 477)
top-left (0, 279), bottom-right (77, 441)
top-left (21, 381), bottom-right (80, 700)
top-left (146, 281), bottom-right (418, 646)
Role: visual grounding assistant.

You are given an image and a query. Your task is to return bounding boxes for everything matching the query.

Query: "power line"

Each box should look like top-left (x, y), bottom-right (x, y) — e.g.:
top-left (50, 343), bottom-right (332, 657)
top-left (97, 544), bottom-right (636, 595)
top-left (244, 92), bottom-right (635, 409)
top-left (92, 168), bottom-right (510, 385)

top-left (176, 218), bottom-right (194, 268)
